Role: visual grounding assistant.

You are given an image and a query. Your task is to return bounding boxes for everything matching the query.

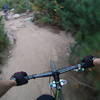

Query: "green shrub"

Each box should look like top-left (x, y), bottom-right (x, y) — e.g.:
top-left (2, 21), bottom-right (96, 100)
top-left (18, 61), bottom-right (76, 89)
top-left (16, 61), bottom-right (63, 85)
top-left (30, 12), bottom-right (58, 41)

top-left (70, 33), bottom-right (100, 63)
top-left (15, 1), bottom-right (28, 13)
top-left (0, 16), bottom-right (9, 64)
top-left (69, 33), bottom-right (100, 100)
top-left (33, 0), bottom-right (100, 36)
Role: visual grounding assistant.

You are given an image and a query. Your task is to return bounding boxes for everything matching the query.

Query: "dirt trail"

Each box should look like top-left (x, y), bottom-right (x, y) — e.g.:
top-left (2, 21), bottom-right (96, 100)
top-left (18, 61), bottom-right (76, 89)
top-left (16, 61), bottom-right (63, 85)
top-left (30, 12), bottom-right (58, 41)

top-left (0, 15), bottom-right (73, 100)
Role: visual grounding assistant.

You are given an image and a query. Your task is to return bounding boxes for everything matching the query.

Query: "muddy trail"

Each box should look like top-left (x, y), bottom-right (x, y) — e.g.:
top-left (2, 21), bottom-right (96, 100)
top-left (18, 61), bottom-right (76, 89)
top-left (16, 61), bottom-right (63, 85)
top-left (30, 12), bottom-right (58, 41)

top-left (0, 14), bottom-right (74, 100)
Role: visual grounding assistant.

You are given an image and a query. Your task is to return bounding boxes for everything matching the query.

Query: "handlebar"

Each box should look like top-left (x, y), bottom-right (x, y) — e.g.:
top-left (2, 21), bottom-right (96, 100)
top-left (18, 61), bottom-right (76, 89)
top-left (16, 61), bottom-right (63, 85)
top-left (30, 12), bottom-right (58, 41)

top-left (10, 63), bottom-right (91, 90)
top-left (25, 63), bottom-right (84, 80)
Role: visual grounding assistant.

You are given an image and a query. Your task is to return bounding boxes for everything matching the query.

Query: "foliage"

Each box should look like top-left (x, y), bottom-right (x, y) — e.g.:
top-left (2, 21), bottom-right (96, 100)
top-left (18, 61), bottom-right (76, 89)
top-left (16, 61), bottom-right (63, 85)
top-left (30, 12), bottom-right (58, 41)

top-left (69, 31), bottom-right (100, 100)
top-left (32, 0), bottom-right (100, 35)
top-left (70, 33), bottom-right (100, 63)
top-left (0, 16), bottom-right (9, 64)
top-left (0, 0), bottom-right (32, 13)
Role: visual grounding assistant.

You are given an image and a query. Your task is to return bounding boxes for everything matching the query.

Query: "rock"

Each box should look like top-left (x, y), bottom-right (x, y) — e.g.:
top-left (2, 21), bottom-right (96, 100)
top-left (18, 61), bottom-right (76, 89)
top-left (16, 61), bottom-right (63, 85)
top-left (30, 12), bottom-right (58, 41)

top-left (12, 14), bottom-right (20, 19)
top-left (10, 8), bottom-right (15, 12)
top-left (24, 17), bottom-right (33, 22)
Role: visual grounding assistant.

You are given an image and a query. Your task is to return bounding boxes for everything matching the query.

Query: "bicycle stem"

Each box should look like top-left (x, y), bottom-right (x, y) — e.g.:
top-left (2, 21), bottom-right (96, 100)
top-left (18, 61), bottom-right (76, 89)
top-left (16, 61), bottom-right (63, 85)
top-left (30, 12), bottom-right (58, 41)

top-left (52, 71), bottom-right (62, 90)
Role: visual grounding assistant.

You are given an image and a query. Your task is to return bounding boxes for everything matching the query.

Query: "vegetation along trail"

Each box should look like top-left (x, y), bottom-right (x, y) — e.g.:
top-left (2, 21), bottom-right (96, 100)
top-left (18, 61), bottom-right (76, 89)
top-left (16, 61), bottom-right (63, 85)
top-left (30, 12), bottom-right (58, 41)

top-left (1, 14), bottom-right (73, 100)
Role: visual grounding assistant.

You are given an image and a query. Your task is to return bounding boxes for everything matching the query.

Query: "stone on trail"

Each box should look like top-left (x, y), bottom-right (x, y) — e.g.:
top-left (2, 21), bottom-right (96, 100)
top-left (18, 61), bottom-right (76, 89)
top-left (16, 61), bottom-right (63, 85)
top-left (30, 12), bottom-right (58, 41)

top-left (12, 14), bottom-right (20, 19)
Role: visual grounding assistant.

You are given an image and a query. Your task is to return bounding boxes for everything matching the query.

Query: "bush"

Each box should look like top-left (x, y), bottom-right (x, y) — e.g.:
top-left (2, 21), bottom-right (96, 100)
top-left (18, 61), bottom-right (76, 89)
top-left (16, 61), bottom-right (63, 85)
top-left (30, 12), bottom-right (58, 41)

top-left (33, 0), bottom-right (100, 36)
top-left (0, 16), bottom-right (9, 64)
top-left (69, 33), bottom-right (100, 100)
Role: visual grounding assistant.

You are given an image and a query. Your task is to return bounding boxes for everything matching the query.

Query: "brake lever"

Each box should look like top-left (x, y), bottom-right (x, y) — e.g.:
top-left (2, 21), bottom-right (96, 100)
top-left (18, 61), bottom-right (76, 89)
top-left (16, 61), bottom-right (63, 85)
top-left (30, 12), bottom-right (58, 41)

top-left (73, 63), bottom-right (85, 72)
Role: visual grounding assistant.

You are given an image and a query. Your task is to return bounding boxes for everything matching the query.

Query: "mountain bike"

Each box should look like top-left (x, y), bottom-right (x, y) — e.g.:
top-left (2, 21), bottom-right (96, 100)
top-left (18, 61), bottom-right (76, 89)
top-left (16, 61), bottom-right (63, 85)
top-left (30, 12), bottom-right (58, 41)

top-left (23, 61), bottom-right (88, 100)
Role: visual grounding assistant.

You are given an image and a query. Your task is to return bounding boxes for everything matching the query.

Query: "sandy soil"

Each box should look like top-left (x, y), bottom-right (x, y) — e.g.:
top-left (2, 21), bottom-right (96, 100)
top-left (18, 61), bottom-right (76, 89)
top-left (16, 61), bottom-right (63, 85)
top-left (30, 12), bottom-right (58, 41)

top-left (0, 15), bottom-right (73, 100)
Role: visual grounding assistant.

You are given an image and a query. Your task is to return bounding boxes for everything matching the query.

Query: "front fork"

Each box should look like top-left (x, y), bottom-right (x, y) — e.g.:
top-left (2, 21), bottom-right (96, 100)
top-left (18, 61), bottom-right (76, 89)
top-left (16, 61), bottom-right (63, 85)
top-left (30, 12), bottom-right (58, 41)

top-left (55, 89), bottom-right (62, 100)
